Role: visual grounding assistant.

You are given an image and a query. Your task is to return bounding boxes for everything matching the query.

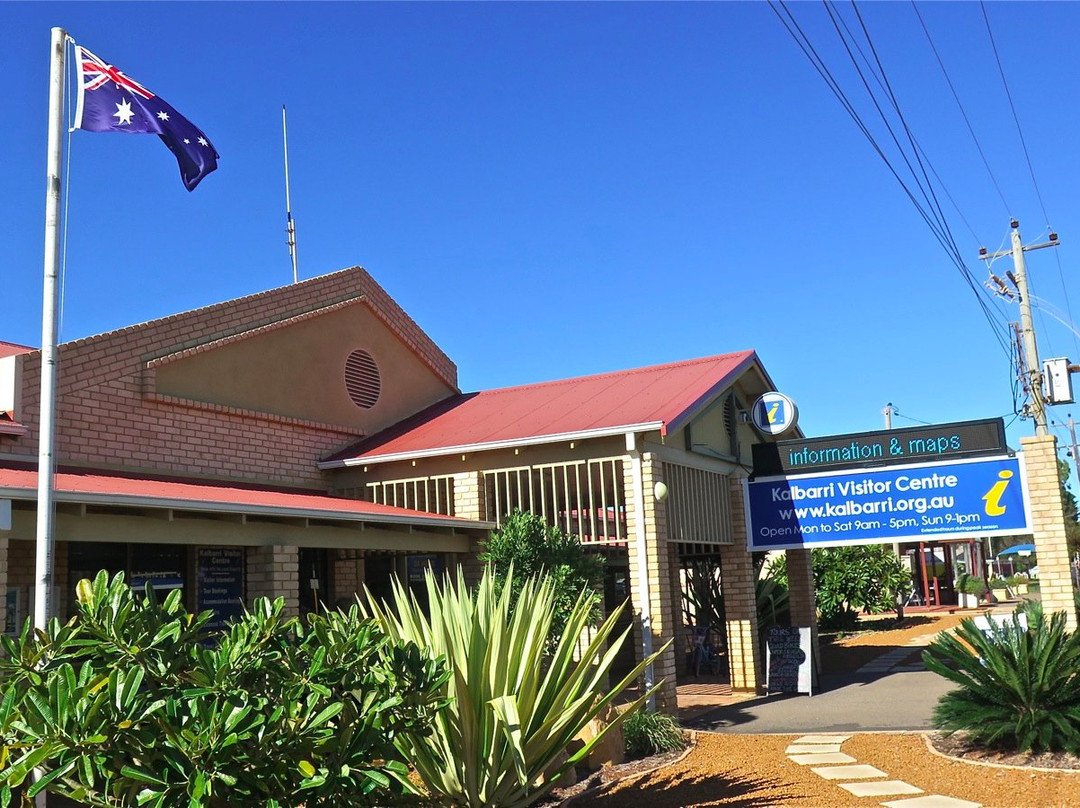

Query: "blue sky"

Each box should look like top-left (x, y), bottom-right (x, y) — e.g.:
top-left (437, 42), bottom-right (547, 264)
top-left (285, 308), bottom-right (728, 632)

top-left (5, 2), bottom-right (1080, 467)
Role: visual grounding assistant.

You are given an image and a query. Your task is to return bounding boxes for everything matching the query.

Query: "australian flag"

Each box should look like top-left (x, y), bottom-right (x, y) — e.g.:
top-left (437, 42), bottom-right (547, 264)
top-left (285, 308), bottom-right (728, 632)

top-left (73, 44), bottom-right (219, 191)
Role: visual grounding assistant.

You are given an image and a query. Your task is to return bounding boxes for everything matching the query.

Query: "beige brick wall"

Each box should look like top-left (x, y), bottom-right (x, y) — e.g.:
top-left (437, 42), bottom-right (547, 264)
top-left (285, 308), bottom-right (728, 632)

top-left (785, 548), bottom-right (819, 663)
top-left (723, 477), bottom-right (761, 691)
top-left (1021, 435), bottom-right (1076, 629)
top-left (453, 471), bottom-right (486, 587)
top-left (246, 545), bottom-right (300, 617)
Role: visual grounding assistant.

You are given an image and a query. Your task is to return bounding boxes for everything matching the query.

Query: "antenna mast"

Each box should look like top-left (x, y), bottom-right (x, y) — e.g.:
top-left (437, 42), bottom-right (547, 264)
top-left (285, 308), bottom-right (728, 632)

top-left (282, 105), bottom-right (299, 284)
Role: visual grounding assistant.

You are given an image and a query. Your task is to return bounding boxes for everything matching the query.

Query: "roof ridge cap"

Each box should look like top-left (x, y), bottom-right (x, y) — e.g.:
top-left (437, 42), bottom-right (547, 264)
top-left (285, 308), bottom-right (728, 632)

top-left (469, 350), bottom-right (755, 396)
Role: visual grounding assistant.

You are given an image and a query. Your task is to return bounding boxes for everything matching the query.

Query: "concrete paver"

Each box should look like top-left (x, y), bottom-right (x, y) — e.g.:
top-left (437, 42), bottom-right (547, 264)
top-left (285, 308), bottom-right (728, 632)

top-left (793, 734), bottom-right (852, 744)
top-left (810, 763), bottom-right (887, 780)
top-left (785, 743), bottom-right (842, 754)
top-left (881, 797), bottom-right (981, 808)
top-left (787, 752), bottom-right (857, 765)
top-left (839, 780), bottom-right (924, 797)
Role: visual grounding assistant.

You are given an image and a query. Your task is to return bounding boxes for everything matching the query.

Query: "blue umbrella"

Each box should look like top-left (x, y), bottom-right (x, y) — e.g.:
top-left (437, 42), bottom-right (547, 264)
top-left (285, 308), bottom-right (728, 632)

top-left (998, 543), bottom-right (1036, 556)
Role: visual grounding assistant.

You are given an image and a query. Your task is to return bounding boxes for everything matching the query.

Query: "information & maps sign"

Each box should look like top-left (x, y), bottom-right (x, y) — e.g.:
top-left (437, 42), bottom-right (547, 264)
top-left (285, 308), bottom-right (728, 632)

top-left (746, 455), bottom-right (1031, 552)
top-left (765, 626), bottom-right (816, 696)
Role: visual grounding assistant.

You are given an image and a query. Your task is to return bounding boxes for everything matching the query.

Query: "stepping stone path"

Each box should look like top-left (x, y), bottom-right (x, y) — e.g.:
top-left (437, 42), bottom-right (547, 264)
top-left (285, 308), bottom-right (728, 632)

top-left (786, 734), bottom-right (982, 808)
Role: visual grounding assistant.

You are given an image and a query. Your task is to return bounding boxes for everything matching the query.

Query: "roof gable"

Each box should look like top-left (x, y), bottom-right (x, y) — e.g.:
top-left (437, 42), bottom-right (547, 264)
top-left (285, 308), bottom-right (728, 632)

top-left (148, 298), bottom-right (457, 433)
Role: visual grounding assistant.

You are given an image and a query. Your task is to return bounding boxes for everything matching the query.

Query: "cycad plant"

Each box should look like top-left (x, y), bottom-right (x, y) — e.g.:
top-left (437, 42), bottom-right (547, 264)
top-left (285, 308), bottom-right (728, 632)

top-left (361, 567), bottom-right (666, 808)
top-left (922, 610), bottom-right (1080, 753)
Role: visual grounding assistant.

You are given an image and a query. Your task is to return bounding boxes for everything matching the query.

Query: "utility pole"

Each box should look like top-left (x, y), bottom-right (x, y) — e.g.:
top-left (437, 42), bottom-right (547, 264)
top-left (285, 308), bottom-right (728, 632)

top-left (1068, 414), bottom-right (1080, 491)
top-left (980, 220), bottom-right (1059, 436)
top-left (883, 402), bottom-right (893, 430)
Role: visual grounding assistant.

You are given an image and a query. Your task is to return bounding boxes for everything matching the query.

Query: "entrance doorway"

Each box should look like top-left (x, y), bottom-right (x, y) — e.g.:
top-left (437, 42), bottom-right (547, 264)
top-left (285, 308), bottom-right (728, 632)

top-left (602, 552), bottom-right (636, 684)
top-left (299, 548), bottom-right (330, 616)
top-left (903, 539), bottom-right (982, 608)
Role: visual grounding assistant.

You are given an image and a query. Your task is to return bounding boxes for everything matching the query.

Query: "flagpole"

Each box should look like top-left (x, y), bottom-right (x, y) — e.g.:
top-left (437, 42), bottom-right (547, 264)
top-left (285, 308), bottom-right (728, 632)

top-left (35, 27), bottom-right (67, 632)
top-left (282, 105), bottom-right (299, 284)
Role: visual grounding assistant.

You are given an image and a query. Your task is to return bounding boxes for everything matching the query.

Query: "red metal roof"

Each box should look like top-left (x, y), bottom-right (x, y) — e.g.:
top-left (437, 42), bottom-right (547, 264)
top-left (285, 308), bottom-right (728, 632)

top-left (0, 466), bottom-right (487, 529)
top-left (323, 351), bottom-right (759, 466)
top-left (0, 341), bottom-right (34, 359)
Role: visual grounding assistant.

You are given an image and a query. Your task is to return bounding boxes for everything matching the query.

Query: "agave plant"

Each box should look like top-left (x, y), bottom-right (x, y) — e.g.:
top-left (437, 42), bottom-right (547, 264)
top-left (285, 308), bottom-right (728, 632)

top-left (923, 610), bottom-right (1080, 753)
top-left (361, 567), bottom-right (666, 808)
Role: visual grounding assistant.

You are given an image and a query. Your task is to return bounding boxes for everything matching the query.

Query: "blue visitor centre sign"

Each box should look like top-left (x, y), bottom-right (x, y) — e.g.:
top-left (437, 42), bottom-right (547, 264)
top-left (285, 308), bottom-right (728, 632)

top-left (745, 455), bottom-right (1031, 552)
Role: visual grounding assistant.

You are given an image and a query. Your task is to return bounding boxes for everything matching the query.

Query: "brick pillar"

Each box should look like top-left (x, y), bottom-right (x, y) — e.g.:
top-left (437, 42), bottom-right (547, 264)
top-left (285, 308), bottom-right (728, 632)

top-left (1021, 435), bottom-right (1077, 629)
top-left (246, 545), bottom-right (300, 617)
top-left (640, 453), bottom-right (677, 709)
top-left (722, 477), bottom-right (761, 691)
top-left (668, 540), bottom-right (684, 665)
top-left (624, 452), bottom-right (678, 710)
top-left (785, 548), bottom-right (819, 665)
top-left (454, 471), bottom-right (487, 587)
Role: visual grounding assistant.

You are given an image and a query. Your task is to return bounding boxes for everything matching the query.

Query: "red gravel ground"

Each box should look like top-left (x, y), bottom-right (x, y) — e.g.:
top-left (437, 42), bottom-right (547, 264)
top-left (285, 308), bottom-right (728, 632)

top-left (567, 732), bottom-right (1080, 808)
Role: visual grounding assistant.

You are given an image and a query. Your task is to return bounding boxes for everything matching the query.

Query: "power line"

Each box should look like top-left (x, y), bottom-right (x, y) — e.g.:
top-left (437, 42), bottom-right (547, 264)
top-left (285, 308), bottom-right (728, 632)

top-left (832, 5), bottom-right (985, 248)
top-left (776, 0), bottom-right (1013, 359)
top-left (892, 409), bottom-right (932, 426)
top-left (911, 0), bottom-right (1011, 219)
top-left (980, 1), bottom-right (1050, 226)
top-left (980, 3), bottom-right (1080, 366)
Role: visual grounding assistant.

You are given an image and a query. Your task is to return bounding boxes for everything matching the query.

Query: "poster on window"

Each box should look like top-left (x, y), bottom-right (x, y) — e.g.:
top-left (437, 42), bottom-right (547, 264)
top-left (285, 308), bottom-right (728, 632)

top-left (198, 547), bottom-right (245, 632)
top-left (5, 587), bottom-right (21, 636)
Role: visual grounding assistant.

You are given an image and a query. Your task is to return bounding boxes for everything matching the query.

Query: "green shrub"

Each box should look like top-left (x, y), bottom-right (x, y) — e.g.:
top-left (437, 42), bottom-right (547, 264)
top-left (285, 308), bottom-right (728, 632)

top-left (757, 563), bottom-right (790, 632)
top-left (623, 711), bottom-right (686, 758)
top-left (771, 546), bottom-right (910, 630)
top-left (682, 558), bottom-right (726, 636)
top-left (0, 571), bottom-right (448, 808)
top-left (361, 567), bottom-right (667, 808)
top-left (989, 578), bottom-right (1010, 590)
top-left (956, 575), bottom-right (989, 598)
top-left (923, 611), bottom-right (1080, 754)
top-left (479, 510), bottom-right (604, 646)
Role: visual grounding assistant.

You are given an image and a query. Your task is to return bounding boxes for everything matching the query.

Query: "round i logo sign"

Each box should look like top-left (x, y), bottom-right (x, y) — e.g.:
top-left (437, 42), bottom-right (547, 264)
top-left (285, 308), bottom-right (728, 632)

top-left (752, 392), bottom-right (799, 436)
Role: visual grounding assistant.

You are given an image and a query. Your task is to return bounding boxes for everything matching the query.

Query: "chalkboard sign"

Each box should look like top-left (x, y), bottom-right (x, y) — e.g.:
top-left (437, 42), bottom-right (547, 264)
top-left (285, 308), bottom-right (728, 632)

top-left (766, 626), bottom-right (816, 696)
top-left (197, 548), bottom-right (245, 632)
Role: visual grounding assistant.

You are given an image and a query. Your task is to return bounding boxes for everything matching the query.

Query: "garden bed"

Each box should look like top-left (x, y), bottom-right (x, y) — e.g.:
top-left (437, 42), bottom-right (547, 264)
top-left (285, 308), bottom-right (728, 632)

top-left (929, 731), bottom-right (1080, 771)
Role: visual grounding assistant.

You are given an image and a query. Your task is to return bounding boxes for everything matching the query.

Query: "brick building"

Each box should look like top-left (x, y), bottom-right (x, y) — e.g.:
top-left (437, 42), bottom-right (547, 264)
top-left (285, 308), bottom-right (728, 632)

top-left (1, 267), bottom-right (812, 705)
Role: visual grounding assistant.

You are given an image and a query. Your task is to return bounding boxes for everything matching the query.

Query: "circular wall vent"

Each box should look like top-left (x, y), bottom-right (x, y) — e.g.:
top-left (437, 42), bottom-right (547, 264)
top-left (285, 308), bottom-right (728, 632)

top-left (345, 350), bottom-right (381, 409)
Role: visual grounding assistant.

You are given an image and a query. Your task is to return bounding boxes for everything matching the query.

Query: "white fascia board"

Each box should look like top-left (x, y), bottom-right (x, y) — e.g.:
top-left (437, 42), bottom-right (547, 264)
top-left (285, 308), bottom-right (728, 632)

top-left (318, 421), bottom-right (666, 469)
top-left (0, 484), bottom-right (493, 531)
